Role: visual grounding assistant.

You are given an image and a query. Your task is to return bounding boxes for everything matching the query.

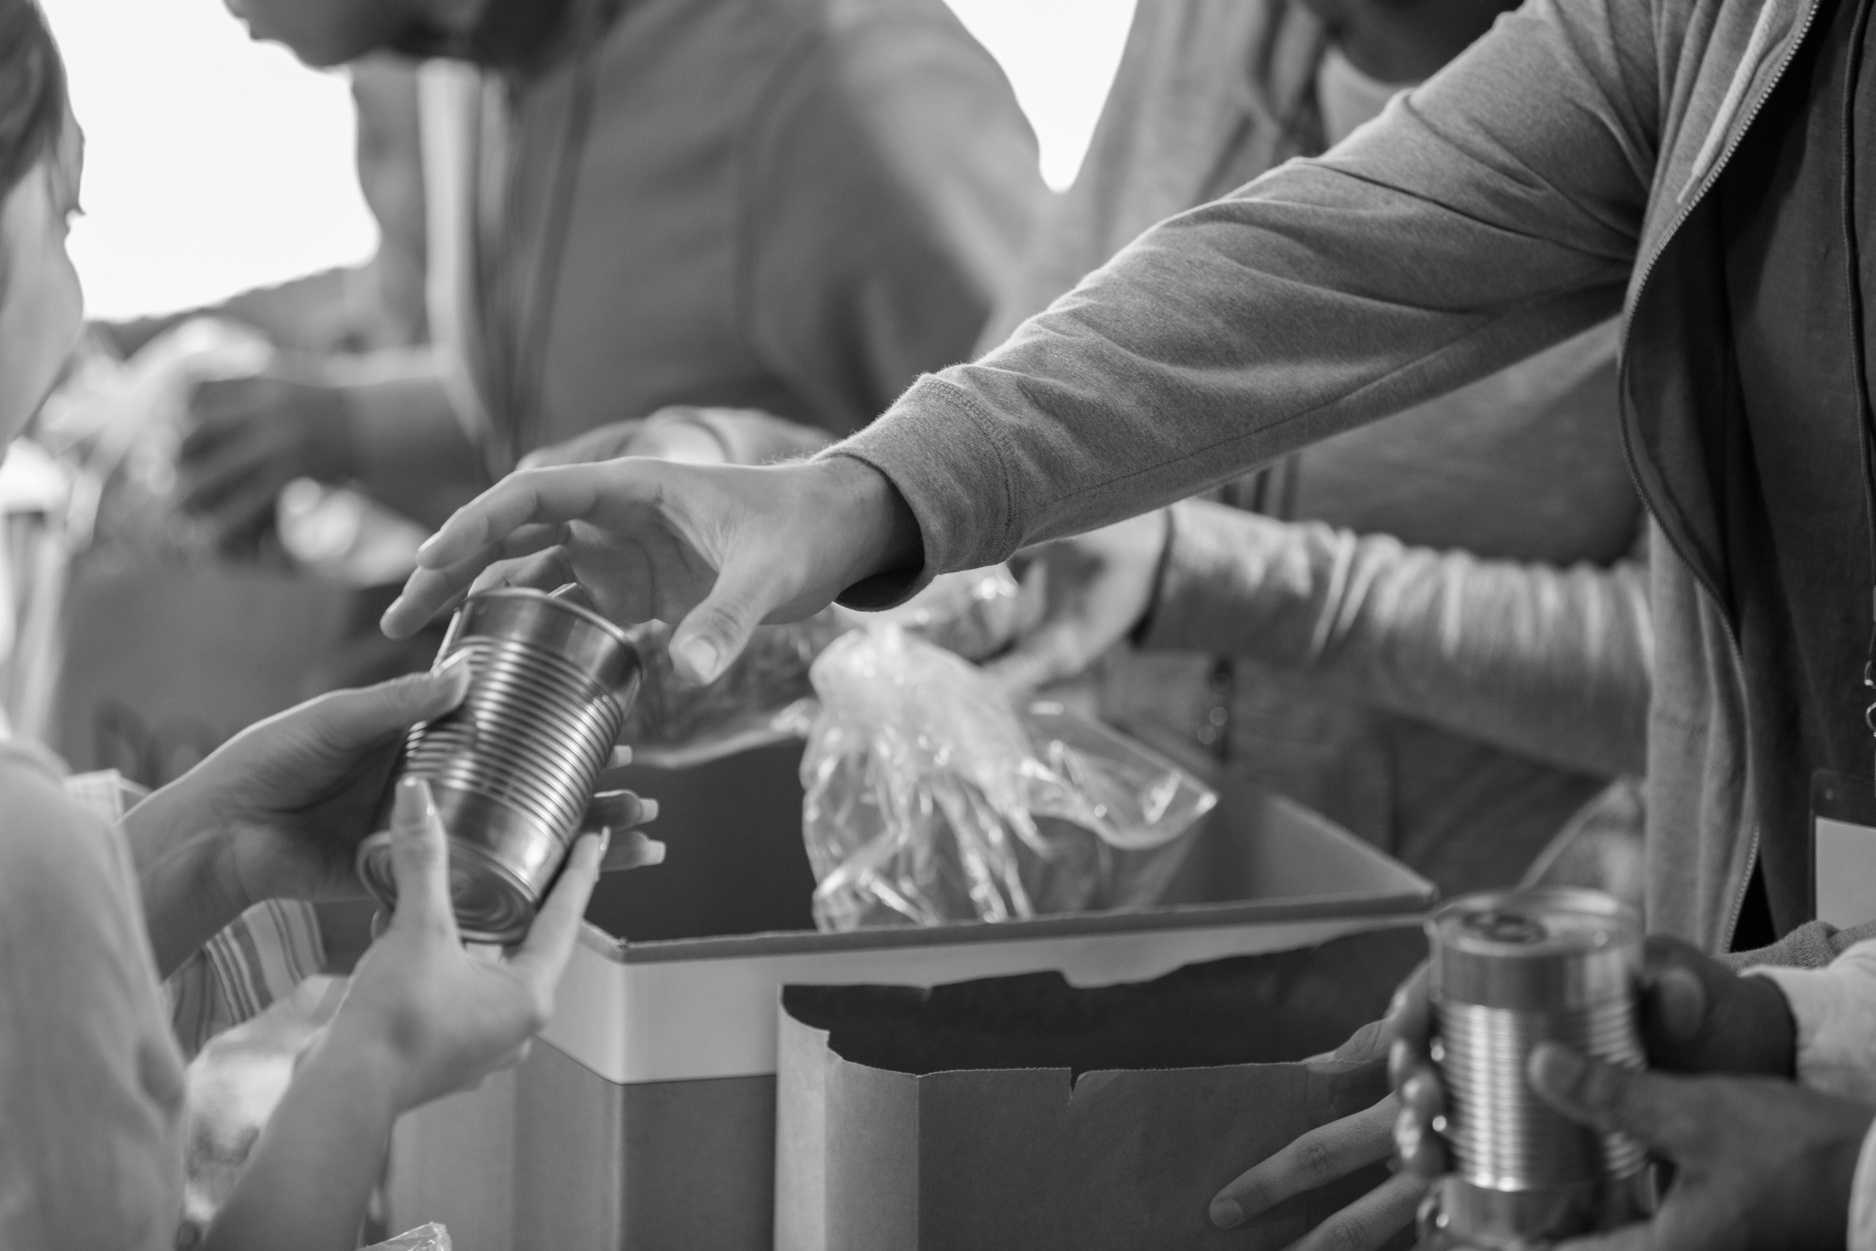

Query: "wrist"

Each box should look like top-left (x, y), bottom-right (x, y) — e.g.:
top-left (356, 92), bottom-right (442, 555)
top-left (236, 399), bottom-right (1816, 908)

top-left (322, 1007), bottom-right (423, 1115)
top-left (817, 455), bottom-right (921, 587)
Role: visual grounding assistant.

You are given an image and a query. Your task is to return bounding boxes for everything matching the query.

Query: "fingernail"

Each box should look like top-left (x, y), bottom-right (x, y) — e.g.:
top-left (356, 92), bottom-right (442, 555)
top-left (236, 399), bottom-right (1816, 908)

top-left (596, 828), bottom-right (612, 860)
top-left (1209, 1198), bottom-right (1243, 1230)
top-left (1389, 1038), bottom-right (1412, 1083)
top-left (437, 650), bottom-right (475, 686)
top-left (415, 532), bottom-right (441, 561)
top-left (638, 797), bottom-right (660, 823)
top-left (380, 598), bottom-right (408, 632)
top-left (675, 637), bottom-right (721, 683)
top-left (392, 776), bottom-right (436, 830)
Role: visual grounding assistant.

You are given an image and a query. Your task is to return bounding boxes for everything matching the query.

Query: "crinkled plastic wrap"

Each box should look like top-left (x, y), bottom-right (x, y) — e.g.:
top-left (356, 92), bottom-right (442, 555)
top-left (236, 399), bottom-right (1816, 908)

top-left (801, 627), bottom-right (1217, 931)
top-left (365, 1225), bottom-right (451, 1250)
top-left (623, 568), bottom-right (1021, 767)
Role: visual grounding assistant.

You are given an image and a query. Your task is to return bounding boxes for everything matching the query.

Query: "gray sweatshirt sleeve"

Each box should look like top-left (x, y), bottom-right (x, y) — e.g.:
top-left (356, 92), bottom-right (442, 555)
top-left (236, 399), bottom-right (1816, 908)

top-left (823, 0), bottom-right (1661, 599)
top-left (1142, 500), bottom-right (1652, 778)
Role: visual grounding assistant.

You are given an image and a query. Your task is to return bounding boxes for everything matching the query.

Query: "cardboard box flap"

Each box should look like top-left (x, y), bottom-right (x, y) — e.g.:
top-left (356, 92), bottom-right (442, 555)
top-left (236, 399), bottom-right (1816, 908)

top-left (778, 930), bottom-right (1427, 1250)
top-left (782, 926), bottom-right (1426, 1075)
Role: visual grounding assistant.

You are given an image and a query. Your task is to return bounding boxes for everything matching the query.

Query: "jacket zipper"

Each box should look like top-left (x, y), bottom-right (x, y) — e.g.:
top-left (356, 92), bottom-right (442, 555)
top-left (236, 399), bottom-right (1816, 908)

top-left (1614, 0), bottom-right (1823, 951)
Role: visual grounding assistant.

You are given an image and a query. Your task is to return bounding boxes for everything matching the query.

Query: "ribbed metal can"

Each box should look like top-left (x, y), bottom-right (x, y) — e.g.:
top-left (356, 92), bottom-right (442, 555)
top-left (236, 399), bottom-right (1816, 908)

top-left (355, 587), bottom-right (642, 943)
top-left (1422, 888), bottom-right (1653, 1249)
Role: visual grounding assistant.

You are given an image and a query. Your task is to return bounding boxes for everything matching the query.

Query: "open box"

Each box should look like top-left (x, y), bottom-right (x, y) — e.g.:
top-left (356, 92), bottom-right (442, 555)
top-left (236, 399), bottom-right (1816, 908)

top-left (385, 739), bottom-right (1433, 1249)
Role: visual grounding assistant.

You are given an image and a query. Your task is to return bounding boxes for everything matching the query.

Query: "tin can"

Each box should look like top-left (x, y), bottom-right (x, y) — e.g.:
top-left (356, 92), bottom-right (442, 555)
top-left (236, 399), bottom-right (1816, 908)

top-left (355, 586), bottom-right (642, 943)
top-left (1421, 888), bottom-right (1653, 1250)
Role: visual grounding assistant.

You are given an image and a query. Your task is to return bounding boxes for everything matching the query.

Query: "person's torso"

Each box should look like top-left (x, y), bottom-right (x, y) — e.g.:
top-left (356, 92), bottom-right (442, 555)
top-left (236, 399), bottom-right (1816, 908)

top-left (454, 0), bottom-right (1032, 465)
top-left (1620, 0), bottom-right (1874, 948)
top-left (0, 742), bottom-right (186, 1247)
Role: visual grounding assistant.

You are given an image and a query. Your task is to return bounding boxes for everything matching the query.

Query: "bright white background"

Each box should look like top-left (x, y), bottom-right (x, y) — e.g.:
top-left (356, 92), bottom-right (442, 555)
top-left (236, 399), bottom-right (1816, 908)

top-left (41, 0), bottom-right (1136, 320)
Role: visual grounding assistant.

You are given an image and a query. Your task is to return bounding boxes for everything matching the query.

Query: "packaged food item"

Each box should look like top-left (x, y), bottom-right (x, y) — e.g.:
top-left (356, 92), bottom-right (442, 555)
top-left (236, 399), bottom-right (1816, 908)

top-left (799, 626), bottom-right (1216, 931)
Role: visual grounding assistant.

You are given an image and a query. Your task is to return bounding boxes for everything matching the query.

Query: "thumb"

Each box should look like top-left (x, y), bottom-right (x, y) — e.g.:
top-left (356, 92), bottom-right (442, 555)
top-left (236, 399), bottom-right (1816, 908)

top-left (1528, 1044), bottom-right (1698, 1155)
top-left (310, 656), bottom-right (473, 748)
top-left (668, 561), bottom-right (779, 685)
top-left (387, 776), bottom-right (459, 939)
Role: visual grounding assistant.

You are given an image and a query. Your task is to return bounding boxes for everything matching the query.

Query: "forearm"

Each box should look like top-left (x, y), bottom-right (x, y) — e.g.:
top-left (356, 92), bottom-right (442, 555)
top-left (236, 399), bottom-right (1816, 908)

top-left (826, 0), bottom-right (1654, 589)
top-left (330, 350), bottom-right (489, 528)
top-left (1141, 501), bottom-right (1652, 777)
top-left (200, 1024), bottom-right (400, 1251)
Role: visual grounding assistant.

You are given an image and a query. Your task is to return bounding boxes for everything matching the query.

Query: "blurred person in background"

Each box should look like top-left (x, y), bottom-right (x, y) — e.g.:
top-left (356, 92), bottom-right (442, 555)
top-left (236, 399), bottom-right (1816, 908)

top-left (0, 6), bottom-right (659, 1247)
top-left (170, 0), bottom-right (1045, 547)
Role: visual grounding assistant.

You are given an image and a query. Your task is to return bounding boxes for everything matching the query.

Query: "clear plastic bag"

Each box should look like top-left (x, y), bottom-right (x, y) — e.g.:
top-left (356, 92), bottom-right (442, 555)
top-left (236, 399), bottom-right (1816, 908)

top-left (365, 1225), bottom-right (451, 1250)
top-left (624, 568), bottom-right (1022, 768)
top-left (800, 627), bottom-right (1217, 931)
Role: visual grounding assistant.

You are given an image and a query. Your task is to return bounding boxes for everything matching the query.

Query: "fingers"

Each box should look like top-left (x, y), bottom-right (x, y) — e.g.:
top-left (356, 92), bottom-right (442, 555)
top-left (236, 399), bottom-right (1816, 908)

top-left (1284, 1171), bottom-right (1425, 1251)
top-left (301, 657), bottom-right (473, 749)
top-left (1210, 1095), bottom-right (1398, 1228)
top-left (510, 831), bottom-right (605, 988)
top-left (1394, 1065), bottom-right (1449, 1179)
top-left (667, 555), bottom-right (783, 685)
top-left (1640, 935), bottom-right (1715, 1052)
top-left (383, 520), bottom-right (576, 638)
top-left (387, 777), bottom-right (459, 940)
top-left (1384, 963), bottom-right (1433, 1059)
top-left (599, 831), bottom-right (666, 874)
top-left (1528, 1045), bottom-right (1701, 1154)
top-left (584, 789), bottom-right (658, 833)
top-left (415, 465), bottom-right (612, 572)
top-left (383, 463), bottom-right (622, 637)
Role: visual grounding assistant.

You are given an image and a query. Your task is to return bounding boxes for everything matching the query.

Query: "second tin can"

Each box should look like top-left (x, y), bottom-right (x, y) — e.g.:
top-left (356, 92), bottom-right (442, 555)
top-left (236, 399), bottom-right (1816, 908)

top-left (356, 586), bottom-right (642, 943)
top-left (1423, 887), bottom-right (1652, 1249)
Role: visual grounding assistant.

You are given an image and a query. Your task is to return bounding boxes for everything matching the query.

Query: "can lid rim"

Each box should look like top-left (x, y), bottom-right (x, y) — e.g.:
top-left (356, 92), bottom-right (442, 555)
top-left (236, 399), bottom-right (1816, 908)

top-left (465, 586), bottom-right (640, 655)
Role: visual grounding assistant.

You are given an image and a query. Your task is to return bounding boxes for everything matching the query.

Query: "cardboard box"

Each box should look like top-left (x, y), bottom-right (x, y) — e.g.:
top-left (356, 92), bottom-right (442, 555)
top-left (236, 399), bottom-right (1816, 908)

top-left (776, 929), bottom-right (1427, 1251)
top-left (385, 742), bottom-right (1433, 1249)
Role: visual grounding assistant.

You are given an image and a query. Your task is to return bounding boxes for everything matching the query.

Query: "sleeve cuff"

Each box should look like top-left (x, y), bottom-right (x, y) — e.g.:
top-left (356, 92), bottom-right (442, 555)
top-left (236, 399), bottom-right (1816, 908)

top-left (1751, 945), bottom-right (1876, 1105)
top-left (1136, 499), bottom-right (1293, 656)
top-left (818, 374), bottom-right (1020, 583)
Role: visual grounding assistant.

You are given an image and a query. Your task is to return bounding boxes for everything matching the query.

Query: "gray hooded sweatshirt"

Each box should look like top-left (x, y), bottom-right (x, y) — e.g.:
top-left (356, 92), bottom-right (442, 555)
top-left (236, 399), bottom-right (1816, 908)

top-left (829, 0), bottom-right (1863, 965)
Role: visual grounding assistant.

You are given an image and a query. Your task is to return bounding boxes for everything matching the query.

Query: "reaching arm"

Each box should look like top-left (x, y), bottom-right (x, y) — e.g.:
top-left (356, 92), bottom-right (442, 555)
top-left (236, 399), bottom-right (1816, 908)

top-left (1145, 500), bottom-right (1651, 778)
top-left (827, 0), bottom-right (1661, 590)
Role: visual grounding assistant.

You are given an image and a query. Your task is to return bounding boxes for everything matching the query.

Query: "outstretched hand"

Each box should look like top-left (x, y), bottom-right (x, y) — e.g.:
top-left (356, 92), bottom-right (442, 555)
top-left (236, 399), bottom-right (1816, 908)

top-left (380, 456), bottom-right (920, 686)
